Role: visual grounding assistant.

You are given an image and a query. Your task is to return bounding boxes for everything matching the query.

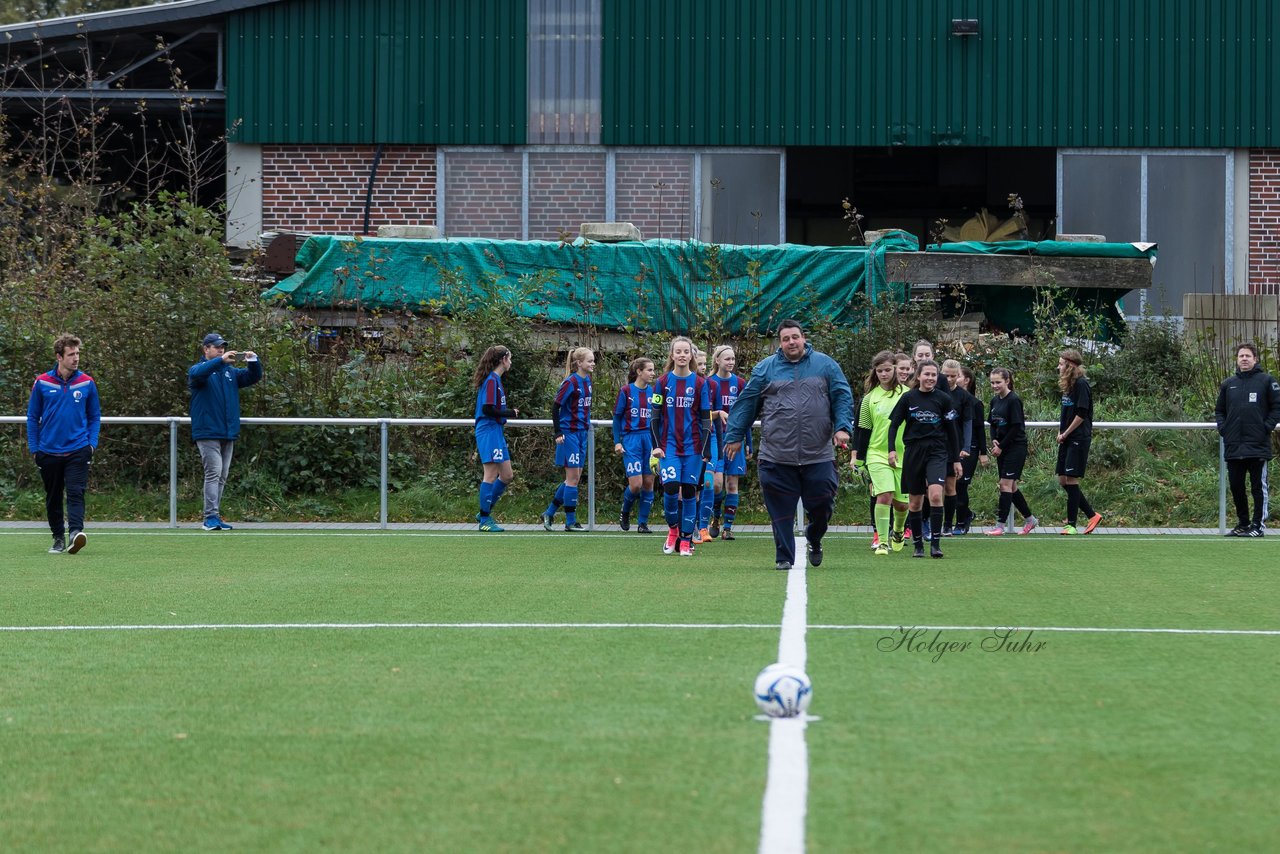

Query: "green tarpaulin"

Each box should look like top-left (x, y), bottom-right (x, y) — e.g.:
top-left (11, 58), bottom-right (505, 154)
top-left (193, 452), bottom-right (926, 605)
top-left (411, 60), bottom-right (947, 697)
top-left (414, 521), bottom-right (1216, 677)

top-left (265, 232), bottom-right (921, 333)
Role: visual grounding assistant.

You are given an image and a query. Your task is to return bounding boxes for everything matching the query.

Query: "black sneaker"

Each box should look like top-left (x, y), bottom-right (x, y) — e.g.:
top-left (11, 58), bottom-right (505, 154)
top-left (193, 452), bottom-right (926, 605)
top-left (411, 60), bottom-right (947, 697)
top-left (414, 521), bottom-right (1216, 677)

top-left (67, 530), bottom-right (87, 555)
top-left (48, 535), bottom-right (65, 554)
top-left (636, 523), bottom-right (652, 534)
top-left (930, 542), bottom-right (944, 559)
top-left (708, 519), bottom-right (721, 539)
top-left (807, 539), bottom-right (824, 567)
top-left (1225, 523), bottom-right (1251, 537)
top-left (1245, 523), bottom-right (1265, 538)
top-left (619, 508), bottom-right (631, 531)
top-left (913, 543), bottom-right (925, 558)
top-left (564, 522), bottom-right (586, 532)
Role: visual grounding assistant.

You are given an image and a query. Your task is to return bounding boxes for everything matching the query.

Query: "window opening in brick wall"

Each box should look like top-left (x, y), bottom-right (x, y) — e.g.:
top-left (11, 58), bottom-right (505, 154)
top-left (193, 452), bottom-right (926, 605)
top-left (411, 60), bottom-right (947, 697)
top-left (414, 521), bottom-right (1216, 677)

top-left (1059, 149), bottom-right (1233, 317)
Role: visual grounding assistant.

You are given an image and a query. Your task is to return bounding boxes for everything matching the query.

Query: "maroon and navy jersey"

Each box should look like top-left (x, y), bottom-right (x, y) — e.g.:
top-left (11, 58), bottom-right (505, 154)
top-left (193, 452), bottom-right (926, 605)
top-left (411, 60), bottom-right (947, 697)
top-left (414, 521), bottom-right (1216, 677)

top-left (651, 371), bottom-right (711, 456)
top-left (474, 371), bottom-right (509, 426)
top-left (707, 373), bottom-right (745, 413)
top-left (708, 372), bottom-right (748, 448)
top-left (553, 373), bottom-right (593, 435)
top-left (611, 383), bottom-right (653, 442)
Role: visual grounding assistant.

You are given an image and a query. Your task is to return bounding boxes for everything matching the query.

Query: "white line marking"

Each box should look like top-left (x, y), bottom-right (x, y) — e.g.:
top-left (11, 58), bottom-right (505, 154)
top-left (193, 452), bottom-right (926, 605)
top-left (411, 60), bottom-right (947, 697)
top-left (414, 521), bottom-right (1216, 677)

top-left (759, 542), bottom-right (809, 854)
top-left (0, 622), bottom-right (1277, 635)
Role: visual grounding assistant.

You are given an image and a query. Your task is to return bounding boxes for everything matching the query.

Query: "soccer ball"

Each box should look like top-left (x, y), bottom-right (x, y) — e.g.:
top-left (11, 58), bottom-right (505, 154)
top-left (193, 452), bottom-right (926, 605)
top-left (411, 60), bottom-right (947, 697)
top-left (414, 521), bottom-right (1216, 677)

top-left (753, 664), bottom-right (812, 718)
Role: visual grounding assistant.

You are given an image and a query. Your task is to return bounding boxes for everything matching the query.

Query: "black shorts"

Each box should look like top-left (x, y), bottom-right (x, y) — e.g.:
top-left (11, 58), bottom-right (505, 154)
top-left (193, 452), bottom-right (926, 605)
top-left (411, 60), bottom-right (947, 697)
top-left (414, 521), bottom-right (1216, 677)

top-left (997, 444), bottom-right (1028, 480)
top-left (1055, 438), bottom-right (1090, 478)
top-left (902, 442), bottom-right (950, 495)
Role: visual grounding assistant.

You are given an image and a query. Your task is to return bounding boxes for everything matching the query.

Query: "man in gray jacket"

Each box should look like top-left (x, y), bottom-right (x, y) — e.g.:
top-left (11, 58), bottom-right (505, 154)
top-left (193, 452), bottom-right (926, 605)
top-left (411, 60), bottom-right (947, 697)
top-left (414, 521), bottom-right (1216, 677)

top-left (724, 319), bottom-right (855, 570)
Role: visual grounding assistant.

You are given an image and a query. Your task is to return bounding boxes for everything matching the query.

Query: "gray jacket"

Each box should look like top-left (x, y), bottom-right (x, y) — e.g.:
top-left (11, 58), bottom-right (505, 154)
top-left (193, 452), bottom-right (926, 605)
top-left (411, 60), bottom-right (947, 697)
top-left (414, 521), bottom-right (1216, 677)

top-left (724, 343), bottom-right (855, 465)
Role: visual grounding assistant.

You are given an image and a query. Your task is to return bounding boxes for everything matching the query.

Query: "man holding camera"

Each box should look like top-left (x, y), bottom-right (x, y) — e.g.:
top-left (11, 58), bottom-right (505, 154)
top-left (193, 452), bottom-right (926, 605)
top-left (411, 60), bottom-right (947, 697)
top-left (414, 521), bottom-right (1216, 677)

top-left (189, 332), bottom-right (262, 531)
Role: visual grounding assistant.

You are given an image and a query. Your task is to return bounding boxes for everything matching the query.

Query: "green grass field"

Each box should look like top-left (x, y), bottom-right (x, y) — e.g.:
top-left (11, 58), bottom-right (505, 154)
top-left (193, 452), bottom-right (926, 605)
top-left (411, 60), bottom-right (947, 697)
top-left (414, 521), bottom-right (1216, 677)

top-left (2, 530), bottom-right (1277, 852)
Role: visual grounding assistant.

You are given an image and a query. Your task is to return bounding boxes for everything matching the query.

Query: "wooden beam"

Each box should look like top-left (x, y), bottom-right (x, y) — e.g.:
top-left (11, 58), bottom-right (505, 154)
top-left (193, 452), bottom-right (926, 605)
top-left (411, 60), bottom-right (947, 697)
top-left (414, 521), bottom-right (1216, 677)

top-left (883, 252), bottom-right (1153, 290)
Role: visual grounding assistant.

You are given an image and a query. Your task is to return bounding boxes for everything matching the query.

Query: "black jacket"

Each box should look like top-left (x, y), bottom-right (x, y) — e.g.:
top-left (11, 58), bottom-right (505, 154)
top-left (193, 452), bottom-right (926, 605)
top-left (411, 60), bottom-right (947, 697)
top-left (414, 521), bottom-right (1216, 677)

top-left (1215, 366), bottom-right (1280, 460)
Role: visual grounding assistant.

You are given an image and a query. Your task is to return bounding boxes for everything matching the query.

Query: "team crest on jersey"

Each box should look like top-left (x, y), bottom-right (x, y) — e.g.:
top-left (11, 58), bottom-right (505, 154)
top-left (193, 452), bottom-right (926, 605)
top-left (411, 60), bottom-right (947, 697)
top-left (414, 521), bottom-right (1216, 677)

top-left (1250, 392), bottom-right (1258, 403)
top-left (73, 390), bottom-right (83, 401)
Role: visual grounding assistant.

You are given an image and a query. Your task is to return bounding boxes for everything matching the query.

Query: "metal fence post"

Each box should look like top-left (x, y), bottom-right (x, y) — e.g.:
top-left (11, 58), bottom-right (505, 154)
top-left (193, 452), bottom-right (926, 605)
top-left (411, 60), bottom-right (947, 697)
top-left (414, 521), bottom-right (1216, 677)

top-left (380, 419), bottom-right (389, 530)
top-left (587, 427), bottom-right (596, 531)
top-left (169, 417), bottom-right (178, 528)
top-left (1219, 436), bottom-right (1227, 535)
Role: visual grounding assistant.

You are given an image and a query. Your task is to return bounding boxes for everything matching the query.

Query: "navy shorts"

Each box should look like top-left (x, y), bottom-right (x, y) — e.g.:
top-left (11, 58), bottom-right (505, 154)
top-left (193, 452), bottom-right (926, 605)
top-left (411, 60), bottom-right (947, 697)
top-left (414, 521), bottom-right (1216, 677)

top-left (555, 430), bottom-right (589, 469)
top-left (475, 423), bottom-right (510, 464)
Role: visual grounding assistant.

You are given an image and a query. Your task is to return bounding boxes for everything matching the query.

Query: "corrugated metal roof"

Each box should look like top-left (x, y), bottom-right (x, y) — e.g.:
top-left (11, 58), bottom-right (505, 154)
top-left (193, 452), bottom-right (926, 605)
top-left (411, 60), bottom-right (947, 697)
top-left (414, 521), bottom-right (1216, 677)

top-left (602, 0), bottom-right (1280, 148)
top-left (227, 0), bottom-right (525, 144)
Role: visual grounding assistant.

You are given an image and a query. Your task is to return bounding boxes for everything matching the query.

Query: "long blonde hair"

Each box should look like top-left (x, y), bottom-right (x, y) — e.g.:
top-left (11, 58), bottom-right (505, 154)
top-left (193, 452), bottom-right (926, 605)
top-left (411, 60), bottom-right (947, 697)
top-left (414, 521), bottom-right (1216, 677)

top-left (663, 336), bottom-right (695, 374)
top-left (1058, 348), bottom-right (1086, 394)
top-left (565, 346), bottom-right (592, 375)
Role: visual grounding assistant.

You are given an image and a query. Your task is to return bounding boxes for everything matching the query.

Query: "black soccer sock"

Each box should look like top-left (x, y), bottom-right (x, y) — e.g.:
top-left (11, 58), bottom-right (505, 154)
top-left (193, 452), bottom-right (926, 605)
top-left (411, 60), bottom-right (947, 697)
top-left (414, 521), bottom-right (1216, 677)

top-left (955, 480), bottom-right (971, 523)
top-left (943, 494), bottom-right (956, 529)
top-left (1011, 489), bottom-right (1032, 519)
top-left (908, 510), bottom-right (923, 545)
top-left (1064, 484), bottom-right (1080, 526)
top-left (1077, 489), bottom-right (1095, 520)
top-left (930, 506), bottom-right (944, 544)
top-left (998, 490), bottom-right (1014, 524)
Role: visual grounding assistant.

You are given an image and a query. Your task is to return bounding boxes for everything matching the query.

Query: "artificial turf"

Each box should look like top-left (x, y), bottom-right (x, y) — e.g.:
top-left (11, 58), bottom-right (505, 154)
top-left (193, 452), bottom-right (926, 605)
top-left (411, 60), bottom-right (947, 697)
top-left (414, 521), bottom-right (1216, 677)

top-left (1, 531), bottom-right (1276, 851)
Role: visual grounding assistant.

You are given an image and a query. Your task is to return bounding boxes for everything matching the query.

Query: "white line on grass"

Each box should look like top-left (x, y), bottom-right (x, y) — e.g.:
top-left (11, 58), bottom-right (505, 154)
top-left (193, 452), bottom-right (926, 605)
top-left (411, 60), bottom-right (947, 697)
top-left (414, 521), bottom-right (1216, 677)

top-left (758, 543), bottom-right (809, 854)
top-left (0, 531), bottom-right (1256, 542)
top-left (0, 622), bottom-right (1278, 635)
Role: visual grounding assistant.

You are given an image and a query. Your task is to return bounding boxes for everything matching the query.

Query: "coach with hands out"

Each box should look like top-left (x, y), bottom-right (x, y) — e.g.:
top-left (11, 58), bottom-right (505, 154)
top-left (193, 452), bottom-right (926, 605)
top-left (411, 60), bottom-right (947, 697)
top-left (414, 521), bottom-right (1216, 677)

top-left (189, 332), bottom-right (262, 532)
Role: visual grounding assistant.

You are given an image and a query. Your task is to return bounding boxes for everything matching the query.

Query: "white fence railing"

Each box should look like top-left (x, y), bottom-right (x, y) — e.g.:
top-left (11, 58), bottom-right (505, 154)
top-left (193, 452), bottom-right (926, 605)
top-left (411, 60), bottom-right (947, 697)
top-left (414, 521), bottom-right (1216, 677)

top-left (0, 416), bottom-right (1246, 533)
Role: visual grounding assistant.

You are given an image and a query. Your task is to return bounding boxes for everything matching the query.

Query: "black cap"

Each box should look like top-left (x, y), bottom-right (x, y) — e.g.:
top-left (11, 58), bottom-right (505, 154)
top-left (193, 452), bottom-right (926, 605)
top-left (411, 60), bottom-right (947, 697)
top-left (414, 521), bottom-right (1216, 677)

top-left (202, 333), bottom-right (227, 347)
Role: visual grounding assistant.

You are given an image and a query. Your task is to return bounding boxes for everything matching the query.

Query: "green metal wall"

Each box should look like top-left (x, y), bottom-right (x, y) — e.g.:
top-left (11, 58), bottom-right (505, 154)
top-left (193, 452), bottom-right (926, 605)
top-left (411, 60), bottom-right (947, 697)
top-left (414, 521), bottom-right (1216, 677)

top-left (227, 0), bottom-right (526, 144)
top-left (602, 0), bottom-right (1280, 147)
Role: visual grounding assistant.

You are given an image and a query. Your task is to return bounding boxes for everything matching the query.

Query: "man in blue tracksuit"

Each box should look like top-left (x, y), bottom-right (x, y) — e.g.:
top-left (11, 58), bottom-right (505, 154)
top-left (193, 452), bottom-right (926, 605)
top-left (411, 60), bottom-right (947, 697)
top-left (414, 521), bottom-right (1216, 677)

top-left (188, 332), bottom-right (262, 531)
top-left (723, 320), bottom-right (855, 570)
top-left (27, 334), bottom-right (101, 555)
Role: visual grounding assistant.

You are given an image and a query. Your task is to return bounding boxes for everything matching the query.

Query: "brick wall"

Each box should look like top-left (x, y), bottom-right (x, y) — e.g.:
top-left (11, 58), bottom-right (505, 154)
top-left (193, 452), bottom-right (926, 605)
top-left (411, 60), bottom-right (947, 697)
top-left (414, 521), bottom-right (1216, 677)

top-left (528, 153), bottom-right (606, 240)
top-left (1250, 149), bottom-right (1280, 295)
top-left (262, 145), bottom-right (436, 234)
top-left (443, 151), bottom-right (524, 239)
top-left (615, 153), bottom-right (693, 240)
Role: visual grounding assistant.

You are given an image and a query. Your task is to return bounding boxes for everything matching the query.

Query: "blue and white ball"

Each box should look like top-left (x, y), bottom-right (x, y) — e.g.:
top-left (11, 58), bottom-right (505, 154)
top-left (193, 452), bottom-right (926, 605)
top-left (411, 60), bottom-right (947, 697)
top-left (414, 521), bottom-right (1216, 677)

top-left (753, 664), bottom-right (812, 718)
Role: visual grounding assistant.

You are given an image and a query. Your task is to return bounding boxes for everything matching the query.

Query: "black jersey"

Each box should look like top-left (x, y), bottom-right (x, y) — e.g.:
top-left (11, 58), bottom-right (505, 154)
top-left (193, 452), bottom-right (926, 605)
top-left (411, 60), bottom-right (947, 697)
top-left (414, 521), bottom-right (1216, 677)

top-left (1059, 376), bottom-right (1093, 440)
top-left (887, 387), bottom-right (960, 463)
top-left (988, 391), bottom-right (1027, 448)
top-left (946, 380), bottom-right (977, 452)
top-left (971, 396), bottom-right (988, 454)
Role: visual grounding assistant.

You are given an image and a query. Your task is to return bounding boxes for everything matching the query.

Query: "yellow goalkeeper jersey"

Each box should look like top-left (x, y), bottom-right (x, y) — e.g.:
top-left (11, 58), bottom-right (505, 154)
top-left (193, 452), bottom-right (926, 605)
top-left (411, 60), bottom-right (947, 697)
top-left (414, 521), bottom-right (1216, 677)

top-left (859, 385), bottom-right (907, 462)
